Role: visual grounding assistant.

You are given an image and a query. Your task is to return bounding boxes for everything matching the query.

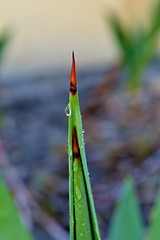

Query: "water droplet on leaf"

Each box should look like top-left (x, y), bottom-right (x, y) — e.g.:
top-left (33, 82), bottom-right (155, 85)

top-left (65, 104), bottom-right (71, 116)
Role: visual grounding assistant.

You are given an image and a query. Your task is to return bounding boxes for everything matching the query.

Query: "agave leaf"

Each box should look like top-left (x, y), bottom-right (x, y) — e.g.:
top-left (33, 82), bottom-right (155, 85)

top-left (0, 174), bottom-right (32, 240)
top-left (146, 189), bottom-right (160, 240)
top-left (109, 177), bottom-right (143, 240)
top-left (109, 16), bottom-right (132, 63)
top-left (67, 52), bottom-right (101, 240)
top-left (108, 1), bottom-right (160, 91)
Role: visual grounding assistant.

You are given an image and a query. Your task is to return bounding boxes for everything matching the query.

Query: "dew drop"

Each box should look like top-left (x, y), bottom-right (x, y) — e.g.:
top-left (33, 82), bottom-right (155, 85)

top-left (81, 144), bottom-right (84, 149)
top-left (82, 129), bottom-right (85, 134)
top-left (65, 104), bottom-right (71, 117)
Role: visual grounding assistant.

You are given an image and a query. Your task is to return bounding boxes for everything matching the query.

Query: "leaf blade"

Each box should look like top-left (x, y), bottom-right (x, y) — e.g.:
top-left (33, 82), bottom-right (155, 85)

top-left (146, 189), bottom-right (160, 240)
top-left (109, 177), bottom-right (143, 240)
top-left (0, 174), bottom-right (32, 240)
top-left (68, 52), bottom-right (101, 240)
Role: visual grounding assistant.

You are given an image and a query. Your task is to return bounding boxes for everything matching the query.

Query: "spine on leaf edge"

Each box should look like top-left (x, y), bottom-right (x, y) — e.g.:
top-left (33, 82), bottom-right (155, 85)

top-left (72, 127), bottom-right (80, 160)
top-left (70, 51), bottom-right (77, 95)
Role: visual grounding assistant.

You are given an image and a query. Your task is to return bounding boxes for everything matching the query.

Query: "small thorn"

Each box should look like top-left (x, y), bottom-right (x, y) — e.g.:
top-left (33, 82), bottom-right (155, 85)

top-left (70, 51), bottom-right (77, 95)
top-left (72, 127), bottom-right (80, 159)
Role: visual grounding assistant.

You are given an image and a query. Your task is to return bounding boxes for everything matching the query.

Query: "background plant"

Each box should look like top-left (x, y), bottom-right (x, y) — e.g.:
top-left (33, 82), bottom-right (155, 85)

top-left (0, 29), bottom-right (11, 125)
top-left (109, 177), bottom-right (160, 240)
top-left (0, 173), bottom-right (32, 240)
top-left (0, 29), bottom-right (10, 66)
top-left (0, 29), bottom-right (33, 240)
top-left (108, 0), bottom-right (160, 91)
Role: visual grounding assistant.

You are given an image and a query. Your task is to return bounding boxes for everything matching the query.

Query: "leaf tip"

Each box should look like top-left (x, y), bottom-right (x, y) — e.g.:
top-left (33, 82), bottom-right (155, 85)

top-left (70, 51), bottom-right (77, 95)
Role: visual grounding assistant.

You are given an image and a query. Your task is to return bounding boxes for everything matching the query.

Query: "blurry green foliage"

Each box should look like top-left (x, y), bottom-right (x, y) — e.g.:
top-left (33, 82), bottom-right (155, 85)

top-left (109, 177), bottom-right (160, 240)
top-left (0, 30), bottom-right (31, 236)
top-left (0, 174), bottom-right (32, 240)
top-left (0, 29), bottom-right (10, 65)
top-left (109, 177), bottom-right (143, 240)
top-left (108, 0), bottom-right (160, 91)
top-left (0, 29), bottom-right (11, 126)
top-left (146, 189), bottom-right (160, 240)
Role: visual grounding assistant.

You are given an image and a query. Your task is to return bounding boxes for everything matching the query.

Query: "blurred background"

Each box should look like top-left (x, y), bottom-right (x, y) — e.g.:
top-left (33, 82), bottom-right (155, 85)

top-left (0, 0), bottom-right (160, 239)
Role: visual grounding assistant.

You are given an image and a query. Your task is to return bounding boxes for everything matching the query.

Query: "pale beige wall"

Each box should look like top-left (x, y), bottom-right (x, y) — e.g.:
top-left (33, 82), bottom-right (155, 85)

top-left (0, 0), bottom-right (156, 77)
top-left (98, 0), bottom-right (152, 25)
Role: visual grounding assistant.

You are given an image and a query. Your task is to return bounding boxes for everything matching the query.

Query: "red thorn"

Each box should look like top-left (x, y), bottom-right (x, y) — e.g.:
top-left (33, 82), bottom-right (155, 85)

top-left (72, 127), bottom-right (80, 159)
top-left (70, 51), bottom-right (77, 95)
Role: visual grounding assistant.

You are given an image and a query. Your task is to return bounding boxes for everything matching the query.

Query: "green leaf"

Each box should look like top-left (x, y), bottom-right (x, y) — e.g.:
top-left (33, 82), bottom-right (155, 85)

top-left (108, 1), bottom-right (160, 91)
top-left (146, 189), bottom-right (160, 240)
top-left (109, 16), bottom-right (132, 62)
top-left (109, 177), bottom-right (143, 240)
top-left (67, 52), bottom-right (101, 240)
top-left (0, 29), bottom-right (10, 64)
top-left (0, 174), bottom-right (32, 240)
